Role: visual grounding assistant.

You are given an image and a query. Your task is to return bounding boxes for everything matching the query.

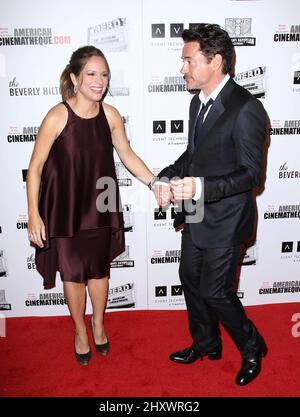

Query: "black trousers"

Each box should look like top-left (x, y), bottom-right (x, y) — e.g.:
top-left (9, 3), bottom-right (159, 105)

top-left (179, 226), bottom-right (261, 355)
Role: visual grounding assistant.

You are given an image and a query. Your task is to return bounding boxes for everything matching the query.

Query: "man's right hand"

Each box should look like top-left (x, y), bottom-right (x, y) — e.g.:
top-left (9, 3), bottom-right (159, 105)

top-left (154, 183), bottom-right (173, 208)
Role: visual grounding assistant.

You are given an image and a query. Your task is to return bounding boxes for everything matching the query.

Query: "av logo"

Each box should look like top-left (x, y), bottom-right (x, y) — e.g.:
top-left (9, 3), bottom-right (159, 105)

top-left (155, 286), bottom-right (167, 297)
top-left (171, 120), bottom-right (184, 133)
top-left (171, 285), bottom-right (183, 296)
top-left (154, 208), bottom-right (167, 220)
top-left (153, 120), bottom-right (184, 134)
top-left (281, 242), bottom-right (293, 253)
top-left (153, 120), bottom-right (166, 134)
top-left (170, 24), bottom-right (184, 38)
top-left (152, 24), bottom-right (165, 38)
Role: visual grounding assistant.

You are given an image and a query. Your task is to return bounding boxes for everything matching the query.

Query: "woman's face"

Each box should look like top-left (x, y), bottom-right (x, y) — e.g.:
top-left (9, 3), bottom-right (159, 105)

top-left (73, 55), bottom-right (109, 101)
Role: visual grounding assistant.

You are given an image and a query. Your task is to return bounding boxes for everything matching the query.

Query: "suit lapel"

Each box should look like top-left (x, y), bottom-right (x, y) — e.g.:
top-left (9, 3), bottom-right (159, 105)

top-left (193, 78), bottom-right (236, 154)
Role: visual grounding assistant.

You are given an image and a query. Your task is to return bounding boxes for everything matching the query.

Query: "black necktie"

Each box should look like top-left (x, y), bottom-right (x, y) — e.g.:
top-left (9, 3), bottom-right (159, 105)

top-left (194, 98), bottom-right (214, 148)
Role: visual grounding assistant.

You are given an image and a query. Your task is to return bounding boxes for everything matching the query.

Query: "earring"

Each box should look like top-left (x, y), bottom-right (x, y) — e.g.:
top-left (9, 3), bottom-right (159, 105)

top-left (73, 84), bottom-right (78, 94)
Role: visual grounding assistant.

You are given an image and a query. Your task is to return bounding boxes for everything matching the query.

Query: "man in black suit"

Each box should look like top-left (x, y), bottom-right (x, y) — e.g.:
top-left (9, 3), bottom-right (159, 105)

top-left (154, 24), bottom-right (267, 386)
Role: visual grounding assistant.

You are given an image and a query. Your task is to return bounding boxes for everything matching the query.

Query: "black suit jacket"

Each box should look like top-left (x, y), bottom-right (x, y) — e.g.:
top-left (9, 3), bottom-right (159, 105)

top-left (158, 78), bottom-right (267, 248)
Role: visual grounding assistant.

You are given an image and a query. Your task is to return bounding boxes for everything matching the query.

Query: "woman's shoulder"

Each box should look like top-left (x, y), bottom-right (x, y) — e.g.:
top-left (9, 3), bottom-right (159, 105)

top-left (40, 102), bottom-right (68, 137)
top-left (102, 102), bottom-right (122, 127)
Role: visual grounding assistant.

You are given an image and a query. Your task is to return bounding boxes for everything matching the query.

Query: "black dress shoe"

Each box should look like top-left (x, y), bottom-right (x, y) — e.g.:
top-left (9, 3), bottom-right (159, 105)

top-left (74, 335), bottom-right (91, 366)
top-left (89, 317), bottom-right (110, 356)
top-left (235, 339), bottom-right (268, 386)
top-left (170, 345), bottom-right (222, 364)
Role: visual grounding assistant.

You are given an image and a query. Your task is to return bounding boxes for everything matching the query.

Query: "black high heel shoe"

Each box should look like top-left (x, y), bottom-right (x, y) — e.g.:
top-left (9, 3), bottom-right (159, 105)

top-left (89, 317), bottom-right (110, 356)
top-left (74, 335), bottom-right (91, 366)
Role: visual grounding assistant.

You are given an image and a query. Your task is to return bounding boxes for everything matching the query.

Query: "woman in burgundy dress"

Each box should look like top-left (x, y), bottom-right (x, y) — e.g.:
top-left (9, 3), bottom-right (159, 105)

top-left (26, 46), bottom-right (155, 365)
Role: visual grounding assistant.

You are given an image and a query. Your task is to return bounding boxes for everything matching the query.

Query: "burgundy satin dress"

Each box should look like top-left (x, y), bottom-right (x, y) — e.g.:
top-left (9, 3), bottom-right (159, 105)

top-left (35, 101), bottom-right (125, 289)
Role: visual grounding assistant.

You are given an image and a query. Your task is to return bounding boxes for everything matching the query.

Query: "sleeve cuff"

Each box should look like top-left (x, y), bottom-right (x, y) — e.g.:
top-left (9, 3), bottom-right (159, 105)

top-left (193, 177), bottom-right (202, 201)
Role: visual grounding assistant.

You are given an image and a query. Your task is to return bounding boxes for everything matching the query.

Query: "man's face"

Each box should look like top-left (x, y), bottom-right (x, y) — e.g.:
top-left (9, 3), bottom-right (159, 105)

top-left (180, 41), bottom-right (215, 92)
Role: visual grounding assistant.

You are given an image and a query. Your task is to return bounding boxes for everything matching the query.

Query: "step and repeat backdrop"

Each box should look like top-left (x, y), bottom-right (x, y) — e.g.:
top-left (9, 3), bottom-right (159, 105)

top-left (0, 0), bottom-right (299, 317)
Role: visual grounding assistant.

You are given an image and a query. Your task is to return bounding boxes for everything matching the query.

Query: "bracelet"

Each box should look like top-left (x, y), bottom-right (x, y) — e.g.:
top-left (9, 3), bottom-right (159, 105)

top-left (148, 176), bottom-right (158, 190)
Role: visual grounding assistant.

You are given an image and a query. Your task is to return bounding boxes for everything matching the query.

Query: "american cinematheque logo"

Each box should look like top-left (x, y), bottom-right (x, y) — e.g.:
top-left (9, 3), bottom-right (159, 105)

top-left (235, 67), bottom-right (266, 98)
top-left (274, 24), bottom-right (300, 42)
top-left (25, 293), bottom-right (67, 307)
top-left (87, 18), bottom-right (128, 53)
top-left (151, 249), bottom-right (181, 264)
top-left (7, 126), bottom-right (38, 143)
top-left (0, 27), bottom-right (70, 46)
top-left (225, 18), bottom-right (256, 46)
top-left (270, 120), bottom-right (300, 136)
top-left (264, 204), bottom-right (300, 220)
top-left (148, 76), bottom-right (187, 93)
top-left (259, 280), bottom-right (300, 295)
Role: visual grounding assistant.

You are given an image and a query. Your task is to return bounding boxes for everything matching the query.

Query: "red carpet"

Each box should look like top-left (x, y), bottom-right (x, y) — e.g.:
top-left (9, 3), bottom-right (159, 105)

top-left (0, 303), bottom-right (299, 397)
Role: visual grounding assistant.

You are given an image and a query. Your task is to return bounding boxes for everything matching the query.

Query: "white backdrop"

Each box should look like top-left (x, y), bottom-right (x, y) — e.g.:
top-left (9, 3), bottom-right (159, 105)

top-left (0, 0), bottom-right (299, 317)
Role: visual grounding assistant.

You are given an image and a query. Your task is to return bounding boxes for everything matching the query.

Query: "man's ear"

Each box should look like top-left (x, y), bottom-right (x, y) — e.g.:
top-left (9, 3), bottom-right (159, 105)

top-left (212, 54), bottom-right (223, 72)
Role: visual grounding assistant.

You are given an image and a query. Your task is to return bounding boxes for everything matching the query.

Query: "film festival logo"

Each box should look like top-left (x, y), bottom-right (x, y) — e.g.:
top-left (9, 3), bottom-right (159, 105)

top-left (9, 77), bottom-right (60, 97)
top-left (87, 18), bottom-right (128, 53)
top-left (225, 18), bottom-right (256, 46)
top-left (107, 283), bottom-right (135, 309)
top-left (0, 26), bottom-right (70, 47)
top-left (264, 204), bottom-right (300, 220)
top-left (235, 67), bottom-right (266, 98)
top-left (111, 246), bottom-right (134, 268)
top-left (273, 24), bottom-right (300, 42)
top-left (281, 241), bottom-right (300, 263)
top-left (7, 126), bottom-right (38, 144)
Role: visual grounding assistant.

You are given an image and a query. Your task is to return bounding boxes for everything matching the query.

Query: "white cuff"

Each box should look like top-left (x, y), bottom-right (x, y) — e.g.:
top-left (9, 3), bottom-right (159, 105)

top-left (193, 177), bottom-right (202, 201)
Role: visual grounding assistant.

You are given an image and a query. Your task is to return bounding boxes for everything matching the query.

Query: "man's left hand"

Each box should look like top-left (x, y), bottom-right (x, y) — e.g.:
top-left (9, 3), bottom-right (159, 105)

top-left (170, 177), bottom-right (196, 200)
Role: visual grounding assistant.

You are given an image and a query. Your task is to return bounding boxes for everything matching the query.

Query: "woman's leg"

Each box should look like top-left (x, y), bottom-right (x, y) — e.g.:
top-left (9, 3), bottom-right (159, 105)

top-left (63, 281), bottom-right (89, 354)
top-left (87, 276), bottom-right (109, 344)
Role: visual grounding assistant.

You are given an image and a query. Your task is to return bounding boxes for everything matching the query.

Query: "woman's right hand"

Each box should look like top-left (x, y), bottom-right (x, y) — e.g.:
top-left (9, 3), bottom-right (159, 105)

top-left (28, 214), bottom-right (46, 248)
